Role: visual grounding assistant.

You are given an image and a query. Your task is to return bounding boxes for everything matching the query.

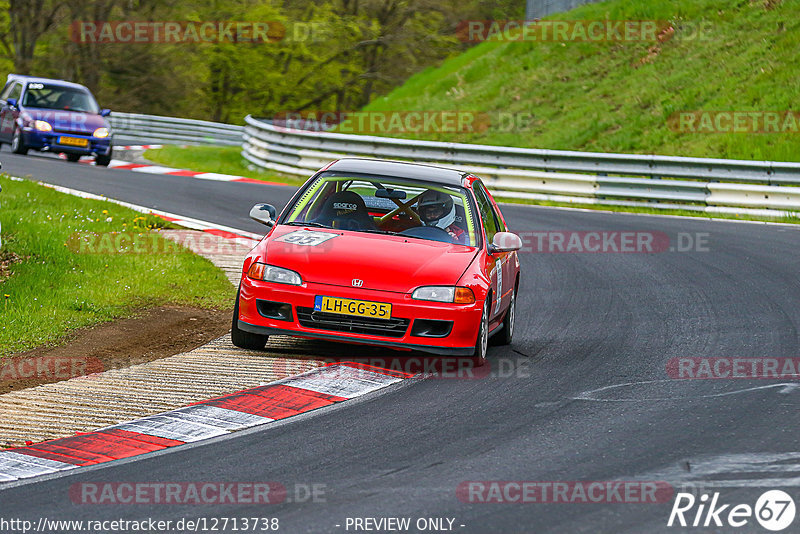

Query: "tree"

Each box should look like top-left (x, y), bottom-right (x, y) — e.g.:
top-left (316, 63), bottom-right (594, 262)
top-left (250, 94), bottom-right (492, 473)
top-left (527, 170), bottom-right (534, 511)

top-left (0, 0), bottom-right (523, 120)
top-left (9, 0), bottom-right (67, 73)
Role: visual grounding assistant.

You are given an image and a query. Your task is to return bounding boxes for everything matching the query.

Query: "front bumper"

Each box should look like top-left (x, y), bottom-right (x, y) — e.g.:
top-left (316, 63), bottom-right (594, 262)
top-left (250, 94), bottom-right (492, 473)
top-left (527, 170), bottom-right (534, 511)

top-left (23, 129), bottom-right (112, 155)
top-left (238, 276), bottom-right (482, 356)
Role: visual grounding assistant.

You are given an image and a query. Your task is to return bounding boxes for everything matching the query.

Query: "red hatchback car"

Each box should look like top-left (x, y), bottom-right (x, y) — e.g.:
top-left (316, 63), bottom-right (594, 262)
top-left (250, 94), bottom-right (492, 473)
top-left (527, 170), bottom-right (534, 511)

top-left (232, 158), bottom-right (522, 364)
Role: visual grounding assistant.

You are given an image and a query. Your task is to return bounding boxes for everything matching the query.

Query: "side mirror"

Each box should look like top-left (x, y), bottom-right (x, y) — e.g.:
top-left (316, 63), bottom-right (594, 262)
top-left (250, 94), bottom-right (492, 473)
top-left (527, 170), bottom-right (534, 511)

top-left (488, 232), bottom-right (523, 254)
top-left (100, 109), bottom-right (111, 117)
top-left (250, 203), bottom-right (277, 227)
top-left (6, 98), bottom-right (17, 108)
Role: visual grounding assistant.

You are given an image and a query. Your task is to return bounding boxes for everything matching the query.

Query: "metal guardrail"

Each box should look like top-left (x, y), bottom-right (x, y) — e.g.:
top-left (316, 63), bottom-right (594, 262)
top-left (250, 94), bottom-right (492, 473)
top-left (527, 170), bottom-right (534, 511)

top-left (242, 115), bottom-right (800, 218)
top-left (108, 112), bottom-right (244, 146)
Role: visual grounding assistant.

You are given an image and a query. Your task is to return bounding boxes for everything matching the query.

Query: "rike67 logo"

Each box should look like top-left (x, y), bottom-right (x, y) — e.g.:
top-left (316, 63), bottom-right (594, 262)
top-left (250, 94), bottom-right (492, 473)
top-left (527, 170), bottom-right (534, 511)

top-left (668, 490), bottom-right (796, 531)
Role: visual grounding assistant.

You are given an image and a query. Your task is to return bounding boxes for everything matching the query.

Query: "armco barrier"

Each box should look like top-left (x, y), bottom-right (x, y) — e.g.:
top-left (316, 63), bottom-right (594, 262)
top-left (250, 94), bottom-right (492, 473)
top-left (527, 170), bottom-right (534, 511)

top-left (241, 115), bottom-right (800, 218)
top-left (108, 112), bottom-right (243, 146)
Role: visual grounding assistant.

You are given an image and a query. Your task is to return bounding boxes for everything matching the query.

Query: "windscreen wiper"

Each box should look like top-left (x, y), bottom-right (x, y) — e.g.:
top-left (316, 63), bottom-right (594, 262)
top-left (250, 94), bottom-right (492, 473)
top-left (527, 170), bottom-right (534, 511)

top-left (285, 221), bottom-right (333, 229)
top-left (357, 229), bottom-right (400, 236)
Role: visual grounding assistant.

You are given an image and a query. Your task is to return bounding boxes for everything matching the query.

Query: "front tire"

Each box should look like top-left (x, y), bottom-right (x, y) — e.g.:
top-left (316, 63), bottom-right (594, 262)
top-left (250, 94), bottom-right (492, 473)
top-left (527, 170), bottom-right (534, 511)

top-left (95, 148), bottom-right (112, 167)
top-left (494, 290), bottom-right (516, 346)
top-left (231, 287), bottom-right (269, 350)
top-left (11, 128), bottom-right (27, 155)
top-left (471, 300), bottom-right (490, 366)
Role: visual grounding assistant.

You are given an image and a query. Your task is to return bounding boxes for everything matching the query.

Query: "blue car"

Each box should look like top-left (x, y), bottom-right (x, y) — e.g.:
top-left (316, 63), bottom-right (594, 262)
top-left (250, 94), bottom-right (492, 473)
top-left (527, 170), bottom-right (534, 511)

top-left (0, 75), bottom-right (113, 165)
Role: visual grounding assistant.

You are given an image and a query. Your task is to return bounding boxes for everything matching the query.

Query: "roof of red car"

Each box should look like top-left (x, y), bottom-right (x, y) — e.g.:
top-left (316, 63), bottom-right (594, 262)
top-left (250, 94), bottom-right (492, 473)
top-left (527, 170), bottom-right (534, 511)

top-left (324, 158), bottom-right (468, 186)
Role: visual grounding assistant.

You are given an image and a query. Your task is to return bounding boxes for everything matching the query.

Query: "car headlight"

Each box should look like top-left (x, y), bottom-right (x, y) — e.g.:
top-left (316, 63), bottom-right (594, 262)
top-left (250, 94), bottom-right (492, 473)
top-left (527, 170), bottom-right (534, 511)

top-left (93, 127), bottom-right (110, 138)
top-left (411, 286), bottom-right (475, 304)
top-left (34, 120), bottom-right (52, 132)
top-left (247, 262), bottom-right (302, 285)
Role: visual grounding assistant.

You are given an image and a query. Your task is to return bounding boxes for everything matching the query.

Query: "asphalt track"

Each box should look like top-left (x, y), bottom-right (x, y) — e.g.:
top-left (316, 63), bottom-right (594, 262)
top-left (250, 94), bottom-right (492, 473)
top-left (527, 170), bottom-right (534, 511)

top-left (1, 148), bottom-right (800, 533)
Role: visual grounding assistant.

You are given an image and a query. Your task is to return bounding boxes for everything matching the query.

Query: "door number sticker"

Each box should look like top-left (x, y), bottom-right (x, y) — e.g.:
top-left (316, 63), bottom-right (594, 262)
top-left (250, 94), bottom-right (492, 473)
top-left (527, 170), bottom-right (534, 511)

top-left (275, 230), bottom-right (338, 247)
top-left (495, 257), bottom-right (503, 314)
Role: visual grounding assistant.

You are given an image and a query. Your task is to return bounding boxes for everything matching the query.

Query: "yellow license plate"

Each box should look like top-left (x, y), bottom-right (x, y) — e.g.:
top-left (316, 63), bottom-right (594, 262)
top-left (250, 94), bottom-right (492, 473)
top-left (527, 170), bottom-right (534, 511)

top-left (59, 136), bottom-right (89, 147)
top-left (314, 296), bottom-right (391, 319)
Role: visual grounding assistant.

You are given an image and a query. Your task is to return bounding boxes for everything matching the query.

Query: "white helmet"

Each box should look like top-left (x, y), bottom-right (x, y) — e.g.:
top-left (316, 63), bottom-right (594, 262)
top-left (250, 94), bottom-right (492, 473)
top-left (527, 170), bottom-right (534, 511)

top-left (417, 190), bottom-right (455, 229)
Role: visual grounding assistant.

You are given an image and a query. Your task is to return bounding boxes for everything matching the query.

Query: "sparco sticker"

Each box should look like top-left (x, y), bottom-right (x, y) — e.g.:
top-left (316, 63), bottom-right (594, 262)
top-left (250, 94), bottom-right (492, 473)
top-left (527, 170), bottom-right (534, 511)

top-left (275, 230), bottom-right (338, 247)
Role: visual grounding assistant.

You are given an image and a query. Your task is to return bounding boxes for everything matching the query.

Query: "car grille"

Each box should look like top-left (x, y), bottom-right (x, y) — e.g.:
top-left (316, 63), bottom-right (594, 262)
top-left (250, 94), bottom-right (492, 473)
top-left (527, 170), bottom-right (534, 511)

top-left (52, 129), bottom-right (93, 136)
top-left (296, 307), bottom-right (410, 338)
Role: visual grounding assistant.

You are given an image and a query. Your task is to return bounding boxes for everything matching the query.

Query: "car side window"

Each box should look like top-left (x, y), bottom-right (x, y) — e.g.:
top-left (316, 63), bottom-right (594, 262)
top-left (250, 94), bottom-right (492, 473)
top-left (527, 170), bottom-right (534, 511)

top-left (479, 182), bottom-right (506, 233)
top-left (7, 83), bottom-right (22, 101)
top-left (473, 182), bottom-right (500, 245)
top-left (0, 83), bottom-right (13, 101)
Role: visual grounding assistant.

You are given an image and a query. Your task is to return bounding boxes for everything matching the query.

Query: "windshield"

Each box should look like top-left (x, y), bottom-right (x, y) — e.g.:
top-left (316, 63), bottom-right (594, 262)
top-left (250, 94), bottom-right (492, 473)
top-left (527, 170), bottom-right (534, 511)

top-left (21, 83), bottom-right (100, 114)
top-left (283, 172), bottom-right (480, 247)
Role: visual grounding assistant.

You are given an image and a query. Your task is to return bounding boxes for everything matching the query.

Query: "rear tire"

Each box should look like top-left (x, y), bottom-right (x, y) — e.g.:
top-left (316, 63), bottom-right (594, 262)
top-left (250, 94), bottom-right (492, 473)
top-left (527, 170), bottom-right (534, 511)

top-left (66, 153), bottom-right (81, 162)
top-left (494, 290), bottom-right (516, 346)
top-left (231, 287), bottom-right (269, 350)
top-left (471, 300), bottom-right (490, 367)
top-left (11, 128), bottom-right (27, 155)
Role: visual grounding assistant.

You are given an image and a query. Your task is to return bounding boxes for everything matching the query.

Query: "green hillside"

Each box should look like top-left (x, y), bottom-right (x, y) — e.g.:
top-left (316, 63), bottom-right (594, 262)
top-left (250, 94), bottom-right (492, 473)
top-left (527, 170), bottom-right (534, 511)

top-left (363, 0), bottom-right (800, 162)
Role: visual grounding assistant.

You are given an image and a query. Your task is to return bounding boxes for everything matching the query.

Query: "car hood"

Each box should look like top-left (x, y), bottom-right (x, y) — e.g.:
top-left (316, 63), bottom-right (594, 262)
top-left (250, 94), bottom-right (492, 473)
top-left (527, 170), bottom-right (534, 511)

top-left (23, 107), bottom-right (107, 134)
top-left (262, 226), bottom-right (479, 293)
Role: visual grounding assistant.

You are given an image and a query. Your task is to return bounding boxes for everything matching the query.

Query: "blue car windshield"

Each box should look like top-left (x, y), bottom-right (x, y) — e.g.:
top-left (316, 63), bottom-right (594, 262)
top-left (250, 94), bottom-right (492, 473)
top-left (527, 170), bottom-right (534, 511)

top-left (21, 84), bottom-right (99, 114)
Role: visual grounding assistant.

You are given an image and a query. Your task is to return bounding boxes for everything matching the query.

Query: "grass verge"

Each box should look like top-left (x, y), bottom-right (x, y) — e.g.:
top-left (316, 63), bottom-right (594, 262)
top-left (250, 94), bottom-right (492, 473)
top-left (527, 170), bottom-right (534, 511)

top-left (364, 0), bottom-right (800, 162)
top-left (0, 174), bottom-right (235, 357)
top-left (143, 145), bottom-right (306, 185)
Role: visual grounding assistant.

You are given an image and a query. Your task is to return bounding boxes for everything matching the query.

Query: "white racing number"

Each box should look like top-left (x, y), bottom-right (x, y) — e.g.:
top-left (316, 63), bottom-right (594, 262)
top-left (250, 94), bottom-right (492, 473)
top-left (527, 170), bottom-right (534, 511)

top-left (494, 257), bottom-right (503, 314)
top-left (274, 230), bottom-right (338, 247)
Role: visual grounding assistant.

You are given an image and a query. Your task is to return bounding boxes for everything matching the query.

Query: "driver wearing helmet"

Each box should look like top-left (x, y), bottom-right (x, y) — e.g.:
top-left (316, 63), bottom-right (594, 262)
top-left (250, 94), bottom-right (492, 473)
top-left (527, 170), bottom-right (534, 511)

top-left (416, 189), bottom-right (467, 244)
